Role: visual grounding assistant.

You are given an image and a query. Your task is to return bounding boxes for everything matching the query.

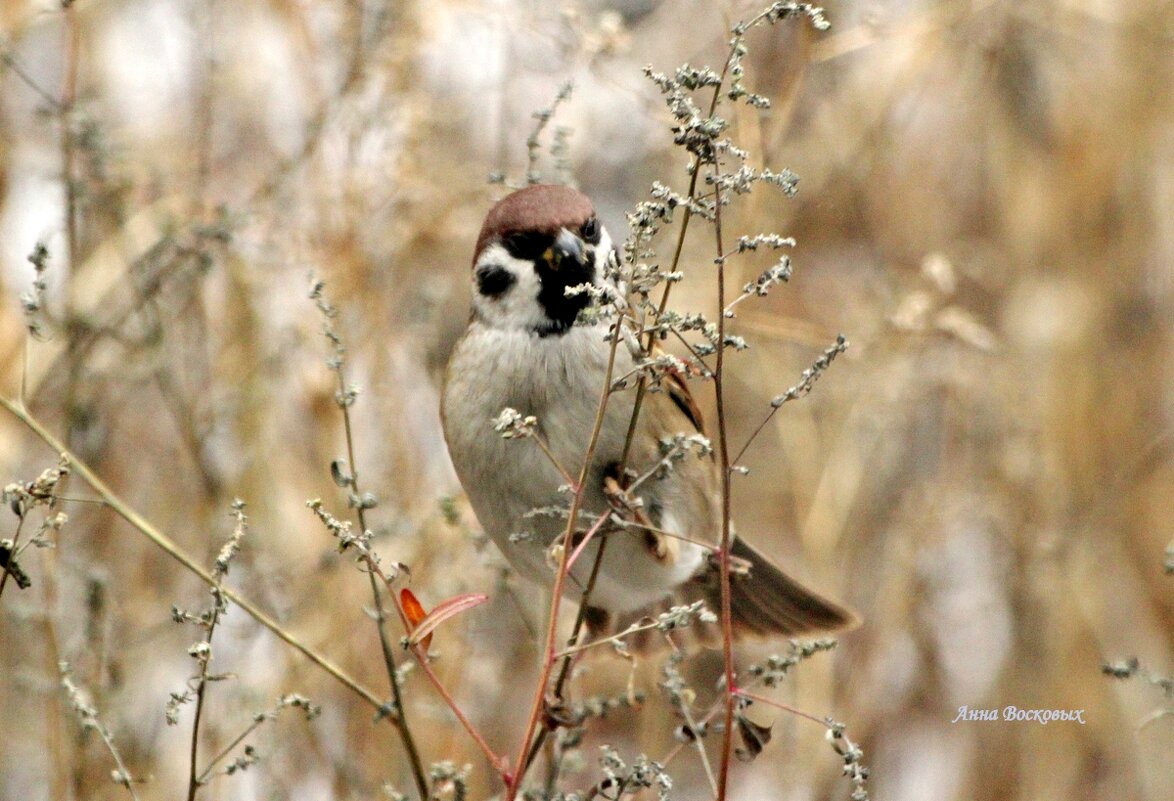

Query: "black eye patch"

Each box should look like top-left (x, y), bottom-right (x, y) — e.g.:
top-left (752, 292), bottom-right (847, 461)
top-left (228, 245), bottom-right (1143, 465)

top-left (580, 217), bottom-right (601, 245)
top-left (502, 231), bottom-right (552, 261)
top-left (475, 263), bottom-right (515, 297)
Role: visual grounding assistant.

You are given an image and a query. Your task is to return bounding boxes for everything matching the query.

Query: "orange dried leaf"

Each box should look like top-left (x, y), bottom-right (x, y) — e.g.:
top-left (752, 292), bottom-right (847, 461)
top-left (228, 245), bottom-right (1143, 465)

top-left (401, 587), bottom-right (427, 626)
top-left (401, 587), bottom-right (434, 648)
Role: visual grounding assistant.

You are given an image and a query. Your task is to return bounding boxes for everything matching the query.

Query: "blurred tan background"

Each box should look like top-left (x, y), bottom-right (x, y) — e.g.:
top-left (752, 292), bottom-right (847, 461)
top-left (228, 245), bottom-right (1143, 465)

top-left (1, 1), bottom-right (1171, 800)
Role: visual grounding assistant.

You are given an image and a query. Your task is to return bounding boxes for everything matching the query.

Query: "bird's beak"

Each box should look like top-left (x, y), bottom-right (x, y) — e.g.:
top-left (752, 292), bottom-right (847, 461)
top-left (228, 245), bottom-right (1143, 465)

top-left (543, 229), bottom-right (587, 270)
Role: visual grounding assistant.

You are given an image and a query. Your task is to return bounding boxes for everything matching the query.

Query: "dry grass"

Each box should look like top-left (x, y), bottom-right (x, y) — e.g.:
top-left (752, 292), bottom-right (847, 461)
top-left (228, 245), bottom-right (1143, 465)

top-left (1, 1), bottom-right (1171, 800)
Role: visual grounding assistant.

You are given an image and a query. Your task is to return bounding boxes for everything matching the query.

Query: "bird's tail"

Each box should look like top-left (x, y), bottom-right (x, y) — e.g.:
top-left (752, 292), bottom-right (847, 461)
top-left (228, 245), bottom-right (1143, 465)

top-left (588, 536), bottom-right (856, 651)
top-left (703, 536), bottom-right (858, 637)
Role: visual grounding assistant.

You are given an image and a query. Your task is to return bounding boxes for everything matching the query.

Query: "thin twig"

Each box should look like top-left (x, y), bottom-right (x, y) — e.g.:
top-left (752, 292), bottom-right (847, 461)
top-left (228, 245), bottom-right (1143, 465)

top-left (0, 396), bottom-right (388, 712)
top-left (730, 335), bottom-right (848, 467)
top-left (711, 160), bottom-right (738, 801)
top-left (563, 514), bottom-right (612, 573)
top-left (0, 48), bottom-right (63, 110)
top-left (186, 589), bottom-right (222, 801)
top-left (668, 326), bottom-right (715, 376)
top-left (59, 663), bottom-right (142, 801)
top-left (617, 166), bottom-right (702, 474)
top-left (610, 517), bottom-right (719, 552)
top-left (509, 316), bottom-right (626, 800)
top-left (333, 368), bottom-right (430, 801)
top-left (183, 502), bottom-right (247, 800)
top-left (314, 275), bottom-right (511, 789)
top-left (551, 618), bottom-right (662, 659)
top-left (358, 552), bottom-right (509, 777)
top-left (306, 497), bottom-right (507, 781)
top-left (617, 19), bottom-right (743, 479)
top-left (734, 689), bottom-right (829, 727)
top-left (519, 537), bottom-right (610, 781)
top-left (532, 433), bottom-right (579, 490)
top-left (682, 693), bottom-right (720, 796)
top-left (193, 714), bottom-right (264, 785)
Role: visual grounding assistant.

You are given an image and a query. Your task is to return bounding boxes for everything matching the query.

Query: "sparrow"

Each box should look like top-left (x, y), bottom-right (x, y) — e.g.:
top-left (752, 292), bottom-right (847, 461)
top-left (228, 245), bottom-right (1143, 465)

top-left (442, 184), bottom-right (855, 640)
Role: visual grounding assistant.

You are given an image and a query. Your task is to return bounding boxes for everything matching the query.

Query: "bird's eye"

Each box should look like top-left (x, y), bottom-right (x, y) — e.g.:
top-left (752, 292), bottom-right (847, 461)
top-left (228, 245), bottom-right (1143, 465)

top-left (503, 231), bottom-right (550, 261)
top-left (580, 217), bottom-right (601, 245)
top-left (475, 263), bottom-right (515, 297)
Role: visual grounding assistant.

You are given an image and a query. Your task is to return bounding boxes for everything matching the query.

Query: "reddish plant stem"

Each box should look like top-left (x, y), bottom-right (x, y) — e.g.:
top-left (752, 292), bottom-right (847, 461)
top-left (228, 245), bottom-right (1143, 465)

top-left (362, 556), bottom-right (509, 779)
top-left (518, 536), bottom-right (611, 781)
top-left (409, 635), bottom-right (507, 776)
top-left (564, 513), bottom-right (611, 572)
top-left (734, 689), bottom-right (829, 727)
top-left (508, 319), bottom-right (625, 800)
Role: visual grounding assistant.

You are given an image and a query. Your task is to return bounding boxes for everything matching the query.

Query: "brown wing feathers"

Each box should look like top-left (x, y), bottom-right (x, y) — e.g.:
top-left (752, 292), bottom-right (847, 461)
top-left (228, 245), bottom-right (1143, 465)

top-left (716, 537), bottom-right (858, 636)
top-left (616, 347), bottom-right (857, 643)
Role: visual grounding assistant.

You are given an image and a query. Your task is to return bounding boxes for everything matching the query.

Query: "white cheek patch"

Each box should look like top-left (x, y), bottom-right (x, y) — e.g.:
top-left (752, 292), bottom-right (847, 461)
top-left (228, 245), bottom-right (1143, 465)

top-left (471, 244), bottom-right (547, 332)
top-left (472, 229), bottom-right (621, 332)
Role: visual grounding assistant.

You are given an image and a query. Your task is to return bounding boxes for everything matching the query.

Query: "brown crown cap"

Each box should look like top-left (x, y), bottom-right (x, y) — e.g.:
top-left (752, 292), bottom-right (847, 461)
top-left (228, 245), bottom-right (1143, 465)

top-left (473, 184), bottom-right (595, 266)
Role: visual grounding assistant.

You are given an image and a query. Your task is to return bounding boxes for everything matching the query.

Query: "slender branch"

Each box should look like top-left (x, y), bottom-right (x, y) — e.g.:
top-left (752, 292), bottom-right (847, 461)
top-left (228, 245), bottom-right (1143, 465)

top-left (59, 663), bottom-right (141, 801)
top-left (618, 23), bottom-right (744, 481)
top-left (332, 366), bottom-right (430, 801)
top-left (680, 690), bottom-right (720, 796)
top-left (625, 446), bottom-right (699, 495)
top-left (193, 713), bottom-right (263, 785)
top-left (410, 639), bottom-right (506, 774)
top-left (509, 316), bottom-right (626, 800)
top-left (186, 588), bottom-right (222, 801)
top-left (519, 536), bottom-right (611, 781)
top-left (657, 674), bottom-right (821, 777)
top-left (532, 433), bottom-right (578, 490)
top-left (610, 517), bottom-right (718, 552)
top-left (552, 538), bottom-right (609, 702)
top-left (668, 327), bottom-right (715, 377)
top-left (617, 379), bottom-right (648, 480)
top-left (711, 162), bottom-right (738, 801)
top-left (659, 633), bottom-right (720, 797)
top-left (0, 396), bottom-right (387, 711)
top-left (730, 335), bottom-right (848, 467)
top-left (552, 618), bottom-right (663, 659)
top-left (650, 167), bottom-right (704, 337)
top-left (354, 551), bottom-right (508, 778)
top-left (563, 513), bottom-right (612, 573)
top-left (618, 166), bottom-right (702, 474)
top-left (314, 274), bottom-right (515, 789)
top-left (0, 48), bottom-right (63, 110)
top-left (734, 689), bottom-right (829, 727)
top-left (660, 666), bottom-right (768, 771)
top-left (305, 276), bottom-right (508, 784)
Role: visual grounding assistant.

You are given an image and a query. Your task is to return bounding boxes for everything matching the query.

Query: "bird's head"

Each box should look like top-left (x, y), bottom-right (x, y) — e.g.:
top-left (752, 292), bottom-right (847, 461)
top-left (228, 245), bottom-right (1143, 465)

top-left (469, 184), bottom-right (617, 337)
